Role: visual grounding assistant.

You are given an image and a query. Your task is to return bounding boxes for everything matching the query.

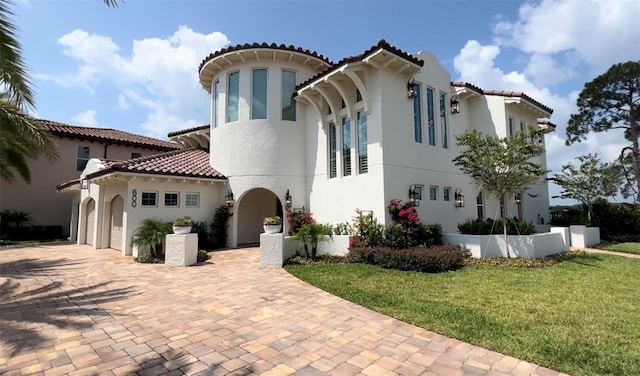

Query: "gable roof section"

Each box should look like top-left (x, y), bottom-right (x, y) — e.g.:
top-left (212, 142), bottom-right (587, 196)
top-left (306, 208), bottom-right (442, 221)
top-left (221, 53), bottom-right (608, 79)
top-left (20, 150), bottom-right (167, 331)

top-left (85, 148), bottom-right (225, 181)
top-left (38, 119), bottom-right (181, 151)
top-left (451, 81), bottom-right (553, 115)
top-left (297, 39), bottom-right (425, 91)
top-left (168, 124), bottom-right (210, 138)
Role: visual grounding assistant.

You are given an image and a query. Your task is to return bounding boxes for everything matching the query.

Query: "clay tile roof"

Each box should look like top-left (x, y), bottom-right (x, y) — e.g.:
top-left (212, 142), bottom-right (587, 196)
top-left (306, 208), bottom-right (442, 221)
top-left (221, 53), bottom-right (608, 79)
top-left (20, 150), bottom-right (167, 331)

top-left (38, 119), bottom-right (182, 151)
top-left (297, 39), bottom-right (425, 91)
top-left (56, 179), bottom-right (80, 191)
top-left (167, 124), bottom-right (210, 138)
top-left (198, 42), bottom-right (333, 73)
top-left (537, 119), bottom-right (557, 128)
top-left (451, 81), bottom-right (553, 114)
top-left (86, 148), bottom-right (225, 181)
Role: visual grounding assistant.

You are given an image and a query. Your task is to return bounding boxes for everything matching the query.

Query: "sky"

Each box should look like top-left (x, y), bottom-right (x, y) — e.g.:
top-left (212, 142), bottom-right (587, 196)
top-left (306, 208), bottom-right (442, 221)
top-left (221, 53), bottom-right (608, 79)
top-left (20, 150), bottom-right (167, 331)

top-left (13, 0), bottom-right (640, 205)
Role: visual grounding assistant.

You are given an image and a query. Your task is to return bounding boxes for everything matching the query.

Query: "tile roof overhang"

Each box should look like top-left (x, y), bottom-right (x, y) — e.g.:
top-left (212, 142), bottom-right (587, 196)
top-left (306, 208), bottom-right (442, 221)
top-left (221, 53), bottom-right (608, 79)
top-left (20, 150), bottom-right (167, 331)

top-left (167, 124), bottom-right (210, 148)
top-left (451, 81), bottom-right (553, 117)
top-left (537, 119), bottom-right (557, 133)
top-left (84, 148), bottom-right (226, 183)
top-left (296, 40), bottom-right (424, 121)
top-left (56, 179), bottom-right (80, 193)
top-left (38, 119), bottom-right (181, 151)
top-left (198, 43), bottom-right (334, 93)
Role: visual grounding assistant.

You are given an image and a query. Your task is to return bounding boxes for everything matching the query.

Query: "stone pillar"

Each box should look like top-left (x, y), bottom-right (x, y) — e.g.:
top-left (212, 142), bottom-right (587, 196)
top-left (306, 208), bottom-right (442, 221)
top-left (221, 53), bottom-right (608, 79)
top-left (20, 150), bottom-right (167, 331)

top-left (260, 234), bottom-right (285, 267)
top-left (165, 234), bottom-right (198, 267)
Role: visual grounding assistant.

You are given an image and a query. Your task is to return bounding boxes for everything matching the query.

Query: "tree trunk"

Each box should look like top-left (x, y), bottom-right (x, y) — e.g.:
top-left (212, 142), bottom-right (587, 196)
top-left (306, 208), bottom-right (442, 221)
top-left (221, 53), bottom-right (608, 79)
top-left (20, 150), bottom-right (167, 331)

top-left (303, 242), bottom-right (310, 258)
top-left (501, 194), bottom-right (511, 258)
top-left (630, 87), bottom-right (640, 203)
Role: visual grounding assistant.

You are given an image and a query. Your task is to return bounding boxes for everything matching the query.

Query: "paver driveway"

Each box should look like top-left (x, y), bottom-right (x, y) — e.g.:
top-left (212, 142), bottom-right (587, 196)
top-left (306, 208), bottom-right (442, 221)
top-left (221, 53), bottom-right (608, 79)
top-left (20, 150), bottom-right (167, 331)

top-left (0, 243), bottom-right (567, 376)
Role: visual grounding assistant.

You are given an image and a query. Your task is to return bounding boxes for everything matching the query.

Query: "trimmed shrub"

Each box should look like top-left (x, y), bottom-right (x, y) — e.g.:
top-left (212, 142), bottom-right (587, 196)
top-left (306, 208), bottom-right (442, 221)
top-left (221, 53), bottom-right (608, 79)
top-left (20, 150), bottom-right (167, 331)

top-left (197, 250), bottom-right (211, 262)
top-left (134, 253), bottom-right (163, 263)
top-left (457, 218), bottom-right (536, 235)
top-left (347, 245), bottom-right (470, 273)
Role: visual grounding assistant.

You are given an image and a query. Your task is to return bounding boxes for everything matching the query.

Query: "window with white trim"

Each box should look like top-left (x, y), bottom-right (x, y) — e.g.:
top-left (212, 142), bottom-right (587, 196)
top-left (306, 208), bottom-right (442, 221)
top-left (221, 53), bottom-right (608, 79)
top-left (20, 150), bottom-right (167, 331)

top-left (164, 192), bottom-right (179, 207)
top-left (227, 71), bottom-right (239, 122)
top-left (141, 191), bottom-right (157, 207)
top-left (328, 122), bottom-right (337, 179)
top-left (281, 70), bottom-right (297, 121)
top-left (76, 146), bottom-right (90, 171)
top-left (439, 92), bottom-right (448, 148)
top-left (251, 68), bottom-right (267, 119)
top-left (413, 82), bottom-right (422, 143)
top-left (429, 185), bottom-right (438, 201)
top-left (443, 187), bottom-right (452, 201)
top-left (520, 121), bottom-right (525, 133)
top-left (508, 116), bottom-right (515, 137)
top-left (427, 87), bottom-right (436, 146)
top-left (342, 117), bottom-right (352, 176)
top-left (477, 192), bottom-right (484, 219)
top-left (414, 185), bottom-right (424, 200)
top-left (213, 80), bottom-right (220, 127)
top-left (185, 192), bottom-right (199, 208)
top-left (357, 111), bottom-right (368, 174)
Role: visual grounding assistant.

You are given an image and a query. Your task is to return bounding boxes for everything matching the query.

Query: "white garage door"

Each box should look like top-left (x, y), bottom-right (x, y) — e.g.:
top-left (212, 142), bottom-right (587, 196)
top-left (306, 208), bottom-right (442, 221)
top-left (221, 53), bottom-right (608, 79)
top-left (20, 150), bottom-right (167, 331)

top-left (109, 196), bottom-right (124, 251)
top-left (85, 199), bottom-right (95, 246)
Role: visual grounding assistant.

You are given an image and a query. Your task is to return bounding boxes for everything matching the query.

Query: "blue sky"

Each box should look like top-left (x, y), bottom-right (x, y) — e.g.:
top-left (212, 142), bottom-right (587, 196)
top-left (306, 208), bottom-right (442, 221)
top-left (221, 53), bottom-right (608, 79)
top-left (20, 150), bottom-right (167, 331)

top-left (13, 0), bottom-right (640, 204)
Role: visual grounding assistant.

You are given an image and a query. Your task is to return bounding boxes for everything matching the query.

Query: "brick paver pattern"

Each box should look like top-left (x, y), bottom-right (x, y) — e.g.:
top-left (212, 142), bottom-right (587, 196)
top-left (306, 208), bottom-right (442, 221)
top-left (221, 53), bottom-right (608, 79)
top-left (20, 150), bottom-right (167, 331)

top-left (0, 243), bottom-right (569, 375)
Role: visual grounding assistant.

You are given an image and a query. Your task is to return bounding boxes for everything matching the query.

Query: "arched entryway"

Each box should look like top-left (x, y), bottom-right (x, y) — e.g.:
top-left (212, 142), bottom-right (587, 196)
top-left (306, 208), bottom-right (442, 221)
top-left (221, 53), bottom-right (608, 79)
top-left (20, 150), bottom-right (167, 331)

top-left (109, 195), bottom-right (124, 251)
top-left (85, 198), bottom-right (96, 246)
top-left (237, 188), bottom-right (282, 246)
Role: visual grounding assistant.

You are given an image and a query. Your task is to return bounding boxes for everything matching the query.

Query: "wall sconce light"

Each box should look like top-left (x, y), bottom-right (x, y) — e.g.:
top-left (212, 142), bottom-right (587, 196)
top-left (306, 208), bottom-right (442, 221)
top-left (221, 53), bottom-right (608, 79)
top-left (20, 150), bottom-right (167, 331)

top-left (224, 190), bottom-right (234, 208)
top-left (81, 179), bottom-right (88, 189)
top-left (285, 189), bottom-right (292, 209)
top-left (408, 185), bottom-right (420, 207)
top-left (454, 188), bottom-right (465, 208)
top-left (515, 193), bottom-right (522, 204)
top-left (450, 96), bottom-right (460, 114)
top-left (407, 78), bottom-right (417, 99)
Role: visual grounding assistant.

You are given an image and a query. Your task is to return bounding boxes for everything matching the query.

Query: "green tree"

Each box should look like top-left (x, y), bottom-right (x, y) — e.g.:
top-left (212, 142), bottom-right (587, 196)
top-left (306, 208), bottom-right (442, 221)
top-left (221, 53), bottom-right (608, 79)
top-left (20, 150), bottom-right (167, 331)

top-left (566, 61), bottom-right (640, 202)
top-left (0, 0), bottom-right (119, 183)
top-left (453, 128), bottom-right (548, 257)
top-left (551, 153), bottom-right (623, 221)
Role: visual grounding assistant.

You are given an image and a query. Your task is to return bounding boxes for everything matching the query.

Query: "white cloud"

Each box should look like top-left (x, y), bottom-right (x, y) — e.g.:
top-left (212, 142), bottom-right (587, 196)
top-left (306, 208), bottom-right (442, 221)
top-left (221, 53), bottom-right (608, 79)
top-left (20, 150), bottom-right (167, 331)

top-left (37, 26), bottom-right (230, 137)
top-left (71, 110), bottom-right (98, 127)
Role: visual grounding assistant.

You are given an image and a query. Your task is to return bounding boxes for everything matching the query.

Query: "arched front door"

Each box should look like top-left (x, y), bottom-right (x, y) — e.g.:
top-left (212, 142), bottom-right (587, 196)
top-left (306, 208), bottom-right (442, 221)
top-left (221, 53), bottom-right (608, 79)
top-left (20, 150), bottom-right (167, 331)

top-left (85, 198), bottom-right (96, 246)
top-left (237, 188), bottom-right (282, 246)
top-left (109, 195), bottom-right (124, 250)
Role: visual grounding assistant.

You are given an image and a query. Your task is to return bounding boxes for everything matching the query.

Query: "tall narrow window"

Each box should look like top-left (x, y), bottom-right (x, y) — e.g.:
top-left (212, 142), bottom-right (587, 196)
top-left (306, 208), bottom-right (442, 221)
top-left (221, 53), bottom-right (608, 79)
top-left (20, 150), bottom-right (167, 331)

top-left (508, 117), bottom-right (514, 137)
top-left (477, 192), bottom-right (484, 219)
top-left (282, 70), bottom-right (296, 121)
top-left (328, 122), bottom-right (337, 178)
top-left (520, 121), bottom-right (525, 133)
top-left (443, 187), bottom-right (452, 201)
top-left (427, 88), bottom-right (435, 146)
top-left (439, 92), bottom-right (448, 148)
top-left (342, 117), bottom-right (351, 176)
top-left (413, 82), bottom-right (422, 143)
top-left (252, 69), bottom-right (267, 119)
top-left (213, 80), bottom-right (219, 128)
top-left (429, 185), bottom-right (438, 201)
top-left (227, 72), bottom-right (239, 122)
top-left (357, 111), bottom-right (368, 174)
top-left (76, 146), bottom-right (90, 171)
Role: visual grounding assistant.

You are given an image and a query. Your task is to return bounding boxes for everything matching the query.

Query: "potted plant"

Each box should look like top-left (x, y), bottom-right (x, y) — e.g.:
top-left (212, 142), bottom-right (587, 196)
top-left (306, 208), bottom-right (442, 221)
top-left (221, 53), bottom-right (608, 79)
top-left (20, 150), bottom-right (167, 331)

top-left (263, 216), bottom-right (282, 234)
top-left (173, 216), bottom-right (193, 235)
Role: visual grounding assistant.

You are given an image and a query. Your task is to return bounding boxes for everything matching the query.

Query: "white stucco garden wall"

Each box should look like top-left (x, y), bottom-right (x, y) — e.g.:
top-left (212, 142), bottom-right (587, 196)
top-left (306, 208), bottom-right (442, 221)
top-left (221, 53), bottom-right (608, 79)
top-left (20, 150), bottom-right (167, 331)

top-left (444, 232), bottom-right (567, 258)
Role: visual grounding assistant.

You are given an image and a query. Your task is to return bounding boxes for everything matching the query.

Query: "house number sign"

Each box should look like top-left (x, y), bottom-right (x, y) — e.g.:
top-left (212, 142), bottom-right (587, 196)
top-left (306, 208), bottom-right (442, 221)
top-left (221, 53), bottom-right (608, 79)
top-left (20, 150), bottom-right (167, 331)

top-left (131, 189), bottom-right (137, 207)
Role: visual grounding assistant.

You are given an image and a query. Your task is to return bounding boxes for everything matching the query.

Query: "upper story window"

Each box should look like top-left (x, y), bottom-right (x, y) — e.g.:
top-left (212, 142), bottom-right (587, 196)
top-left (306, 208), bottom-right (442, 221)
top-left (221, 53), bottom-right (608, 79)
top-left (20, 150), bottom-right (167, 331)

top-left (443, 187), bottom-right (452, 202)
top-left (76, 146), bottom-right (90, 171)
top-left (282, 70), bottom-right (297, 121)
top-left (357, 111), bottom-right (368, 174)
top-left (164, 192), bottom-right (179, 207)
top-left (429, 185), bottom-right (438, 201)
top-left (342, 117), bottom-right (352, 177)
top-left (477, 192), bottom-right (484, 219)
top-left (508, 117), bottom-right (515, 137)
top-left (439, 92), bottom-right (448, 148)
top-left (328, 122), bottom-right (337, 179)
top-left (213, 80), bottom-right (220, 128)
top-left (520, 121), bottom-right (525, 133)
top-left (252, 68), bottom-right (268, 119)
top-left (413, 82), bottom-right (422, 143)
top-left (427, 88), bottom-right (436, 146)
top-left (227, 71), bottom-right (239, 123)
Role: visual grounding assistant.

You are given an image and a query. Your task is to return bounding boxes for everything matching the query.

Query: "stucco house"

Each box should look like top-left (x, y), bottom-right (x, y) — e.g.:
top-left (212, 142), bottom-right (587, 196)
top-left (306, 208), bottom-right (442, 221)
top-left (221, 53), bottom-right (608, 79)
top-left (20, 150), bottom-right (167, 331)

top-left (59, 39), bottom-right (556, 254)
top-left (0, 120), bottom-right (180, 239)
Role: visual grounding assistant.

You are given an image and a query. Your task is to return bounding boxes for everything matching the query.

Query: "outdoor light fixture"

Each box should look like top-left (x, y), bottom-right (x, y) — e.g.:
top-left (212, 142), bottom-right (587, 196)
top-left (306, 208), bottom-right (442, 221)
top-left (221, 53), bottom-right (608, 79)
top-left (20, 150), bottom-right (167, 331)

top-left (408, 185), bottom-right (420, 207)
top-left (515, 193), bottom-right (522, 204)
top-left (454, 188), bottom-right (465, 208)
top-left (81, 179), bottom-right (88, 189)
top-left (285, 189), bottom-right (292, 209)
top-left (450, 96), bottom-right (460, 114)
top-left (225, 190), bottom-right (234, 208)
top-left (407, 78), bottom-right (417, 99)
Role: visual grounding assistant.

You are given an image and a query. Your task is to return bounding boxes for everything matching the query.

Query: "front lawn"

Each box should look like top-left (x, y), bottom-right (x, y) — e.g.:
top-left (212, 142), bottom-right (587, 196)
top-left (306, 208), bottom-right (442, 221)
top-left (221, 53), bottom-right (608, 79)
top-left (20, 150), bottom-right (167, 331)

top-left (285, 253), bottom-right (640, 376)
top-left (602, 242), bottom-right (640, 255)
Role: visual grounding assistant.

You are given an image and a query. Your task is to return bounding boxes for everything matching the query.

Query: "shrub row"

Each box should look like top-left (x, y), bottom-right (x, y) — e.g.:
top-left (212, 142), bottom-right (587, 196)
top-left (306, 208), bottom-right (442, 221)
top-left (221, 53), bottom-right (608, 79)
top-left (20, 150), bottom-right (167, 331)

top-left (347, 245), bottom-right (470, 273)
top-left (457, 218), bottom-right (535, 235)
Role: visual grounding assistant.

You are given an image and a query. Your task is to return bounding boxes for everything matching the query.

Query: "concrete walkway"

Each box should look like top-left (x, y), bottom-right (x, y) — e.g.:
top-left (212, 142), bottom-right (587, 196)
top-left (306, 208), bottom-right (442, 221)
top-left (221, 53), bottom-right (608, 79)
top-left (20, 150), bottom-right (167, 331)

top-left (0, 243), bottom-right (568, 376)
top-left (572, 246), bottom-right (640, 259)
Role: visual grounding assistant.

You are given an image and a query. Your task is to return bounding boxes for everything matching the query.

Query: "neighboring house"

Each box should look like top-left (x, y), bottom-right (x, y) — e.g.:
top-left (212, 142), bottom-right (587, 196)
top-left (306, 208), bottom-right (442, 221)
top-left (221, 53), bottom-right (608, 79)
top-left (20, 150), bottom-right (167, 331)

top-left (0, 119), bottom-right (180, 238)
top-left (61, 39), bottom-right (557, 254)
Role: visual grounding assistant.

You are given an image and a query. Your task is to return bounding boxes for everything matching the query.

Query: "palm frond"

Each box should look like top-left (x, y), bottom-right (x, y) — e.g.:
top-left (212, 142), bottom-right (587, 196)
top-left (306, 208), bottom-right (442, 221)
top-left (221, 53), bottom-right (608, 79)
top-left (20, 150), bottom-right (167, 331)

top-left (0, 0), bottom-right (34, 109)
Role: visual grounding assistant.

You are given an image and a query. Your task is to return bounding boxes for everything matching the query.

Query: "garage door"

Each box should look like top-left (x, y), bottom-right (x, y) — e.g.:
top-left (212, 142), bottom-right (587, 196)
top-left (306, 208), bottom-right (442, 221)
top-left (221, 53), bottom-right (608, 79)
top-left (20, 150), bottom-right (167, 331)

top-left (85, 199), bottom-right (95, 246)
top-left (109, 196), bottom-right (124, 251)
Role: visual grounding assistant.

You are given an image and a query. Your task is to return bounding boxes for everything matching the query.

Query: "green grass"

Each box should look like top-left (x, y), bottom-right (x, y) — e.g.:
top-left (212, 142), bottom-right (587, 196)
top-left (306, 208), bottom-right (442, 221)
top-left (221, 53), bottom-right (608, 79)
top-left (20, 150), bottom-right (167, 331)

top-left (285, 254), bottom-right (640, 376)
top-left (603, 242), bottom-right (640, 255)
